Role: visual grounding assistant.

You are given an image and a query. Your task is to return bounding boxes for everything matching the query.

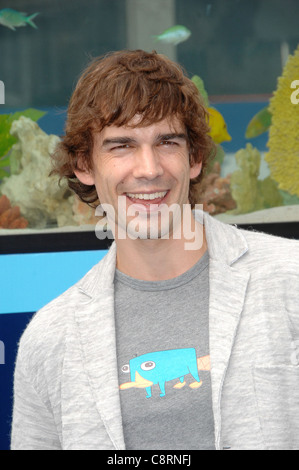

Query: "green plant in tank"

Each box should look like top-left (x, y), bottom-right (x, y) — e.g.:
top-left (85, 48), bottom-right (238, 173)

top-left (0, 108), bottom-right (46, 178)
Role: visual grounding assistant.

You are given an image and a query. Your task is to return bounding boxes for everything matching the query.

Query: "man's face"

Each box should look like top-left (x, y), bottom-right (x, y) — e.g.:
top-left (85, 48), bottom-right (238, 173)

top-left (75, 116), bottom-right (202, 239)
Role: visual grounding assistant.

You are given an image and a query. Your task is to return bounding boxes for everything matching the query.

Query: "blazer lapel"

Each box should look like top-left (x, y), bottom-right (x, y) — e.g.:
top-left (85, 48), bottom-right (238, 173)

top-left (208, 259), bottom-right (250, 449)
top-left (75, 243), bottom-right (126, 450)
top-left (202, 212), bottom-right (251, 449)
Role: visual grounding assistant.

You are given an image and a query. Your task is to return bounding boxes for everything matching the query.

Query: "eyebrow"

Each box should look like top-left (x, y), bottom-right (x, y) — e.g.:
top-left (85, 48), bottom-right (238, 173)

top-left (101, 133), bottom-right (187, 149)
top-left (156, 133), bottom-right (187, 142)
top-left (101, 137), bottom-right (137, 148)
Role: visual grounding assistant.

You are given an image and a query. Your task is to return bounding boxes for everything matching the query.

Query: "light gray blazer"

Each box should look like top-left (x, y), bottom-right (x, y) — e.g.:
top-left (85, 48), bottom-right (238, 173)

top-left (11, 212), bottom-right (299, 450)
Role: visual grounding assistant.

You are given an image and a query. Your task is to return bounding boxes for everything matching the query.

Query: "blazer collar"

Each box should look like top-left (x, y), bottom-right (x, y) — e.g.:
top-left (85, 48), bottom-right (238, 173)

top-left (201, 210), bottom-right (248, 265)
top-left (78, 210), bottom-right (249, 298)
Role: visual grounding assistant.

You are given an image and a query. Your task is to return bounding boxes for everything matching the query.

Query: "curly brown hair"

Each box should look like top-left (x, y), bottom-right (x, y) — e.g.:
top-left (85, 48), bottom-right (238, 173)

top-left (51, 49), bottom-right (216, 208)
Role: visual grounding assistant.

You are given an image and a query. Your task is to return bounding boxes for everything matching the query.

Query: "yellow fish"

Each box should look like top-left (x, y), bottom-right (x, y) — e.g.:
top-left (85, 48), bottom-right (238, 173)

top-left (206, 107), bottom-right (232, 144)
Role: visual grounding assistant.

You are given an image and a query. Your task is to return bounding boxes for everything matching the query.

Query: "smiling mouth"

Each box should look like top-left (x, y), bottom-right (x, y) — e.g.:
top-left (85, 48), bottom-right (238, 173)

top-left (125, 190), bottom-right (169, 205)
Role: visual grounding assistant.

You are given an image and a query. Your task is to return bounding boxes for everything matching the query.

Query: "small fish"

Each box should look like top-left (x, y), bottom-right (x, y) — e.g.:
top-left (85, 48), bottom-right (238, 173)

top-left (245, 106), bottom-right (272, 139)
top-left (153, 25), bottom-right (191, 46)
top-left (206, 4), bottom-right (212, 17)
top-left (0, 8), bottom-right (39, 31)
top-left (207, 107), bottom-right (232, 144)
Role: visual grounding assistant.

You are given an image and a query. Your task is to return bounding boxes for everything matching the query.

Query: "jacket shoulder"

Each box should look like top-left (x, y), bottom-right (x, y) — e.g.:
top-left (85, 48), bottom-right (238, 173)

top-left (203, 211), bottom-right (299, 267)
top-left (16, 243), bottom-right (116, 373)
top-left (239, 226), bottom-right (299, 262)
top-left (16, 259), bottom-right (103, 373)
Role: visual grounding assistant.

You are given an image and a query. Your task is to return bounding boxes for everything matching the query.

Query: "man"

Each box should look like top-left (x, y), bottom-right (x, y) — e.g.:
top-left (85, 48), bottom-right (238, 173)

top-left (11, 50), bottom-right (299, 450)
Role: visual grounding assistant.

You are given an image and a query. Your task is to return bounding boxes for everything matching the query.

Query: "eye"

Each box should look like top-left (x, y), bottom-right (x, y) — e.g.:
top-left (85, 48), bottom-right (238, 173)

top-left (160, 140), bottom-right (177, 146)
top-left (111, 144), bottom-right (129, 150)
top-left (121, 364), bottom-right (130, 373)
top-left (140, 361), bottom-right (156, 371)
top-left (111, 144), bottom-right (131, 151)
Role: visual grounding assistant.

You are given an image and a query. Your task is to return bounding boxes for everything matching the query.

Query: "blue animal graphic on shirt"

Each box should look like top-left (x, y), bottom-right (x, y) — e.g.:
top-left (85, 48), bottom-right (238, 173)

top-left (119, 347), bottom-right (210, 398)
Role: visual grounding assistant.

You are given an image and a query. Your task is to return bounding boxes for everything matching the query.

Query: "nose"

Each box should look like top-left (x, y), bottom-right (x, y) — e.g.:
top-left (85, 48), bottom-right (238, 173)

top-left (132, 145), bottom-right (164, 180)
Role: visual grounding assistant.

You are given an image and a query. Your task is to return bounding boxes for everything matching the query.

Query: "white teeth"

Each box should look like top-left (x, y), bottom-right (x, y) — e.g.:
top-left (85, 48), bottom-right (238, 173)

top-left (126, 191), bottom-right (167, 200)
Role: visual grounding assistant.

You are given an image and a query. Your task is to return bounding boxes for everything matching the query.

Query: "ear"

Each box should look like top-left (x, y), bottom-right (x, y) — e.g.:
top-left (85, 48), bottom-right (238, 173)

top-left (74, 168), bottom-right (95, 186)
top-left (189, 160), bottom-right (202, 179)
top-left (74, 156), bottom-right (95, 186)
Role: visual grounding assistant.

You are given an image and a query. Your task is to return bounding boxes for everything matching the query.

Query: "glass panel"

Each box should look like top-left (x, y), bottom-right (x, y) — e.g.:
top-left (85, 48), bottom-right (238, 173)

top-left (0, 0), bottom-right (298, 239)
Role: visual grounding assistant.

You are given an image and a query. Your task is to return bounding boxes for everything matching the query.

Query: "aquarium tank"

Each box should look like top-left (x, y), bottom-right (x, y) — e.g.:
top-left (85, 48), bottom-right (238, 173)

top-left (0, 0), bottom-right (299, 235)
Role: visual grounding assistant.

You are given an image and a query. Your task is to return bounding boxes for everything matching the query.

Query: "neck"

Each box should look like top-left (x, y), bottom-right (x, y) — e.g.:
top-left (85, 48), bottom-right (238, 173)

top-left (115, 213), bottom-right (207, 281)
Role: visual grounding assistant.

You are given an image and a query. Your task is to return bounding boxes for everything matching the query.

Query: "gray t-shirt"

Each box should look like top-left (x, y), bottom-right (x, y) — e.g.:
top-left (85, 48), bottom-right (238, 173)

top-left (114, 251), bottom-right (215, 450)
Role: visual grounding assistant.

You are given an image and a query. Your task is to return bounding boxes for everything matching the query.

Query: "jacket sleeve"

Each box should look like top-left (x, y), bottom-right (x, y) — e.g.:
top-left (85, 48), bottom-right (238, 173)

top-left (11, 348), bottom-right (61, 450)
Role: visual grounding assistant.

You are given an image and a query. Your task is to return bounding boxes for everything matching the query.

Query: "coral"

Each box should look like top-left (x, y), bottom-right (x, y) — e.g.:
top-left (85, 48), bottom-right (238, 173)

top-left (0, 116), bottom-right (77, 228)
top-left (0, 108), bottom-right (46, 178)
top-left (195, 162), bottom-right (237, 215)
top-left (230, 143), bottom-right (283, 214)
top-left (72, 196), bottom-right (103, 226)
top-left (265, 44), bottom-right (299, 197)
top-left (0, 194), bottom-right (28, 229)
top-left (230, 144), bottom-right (261, 214)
